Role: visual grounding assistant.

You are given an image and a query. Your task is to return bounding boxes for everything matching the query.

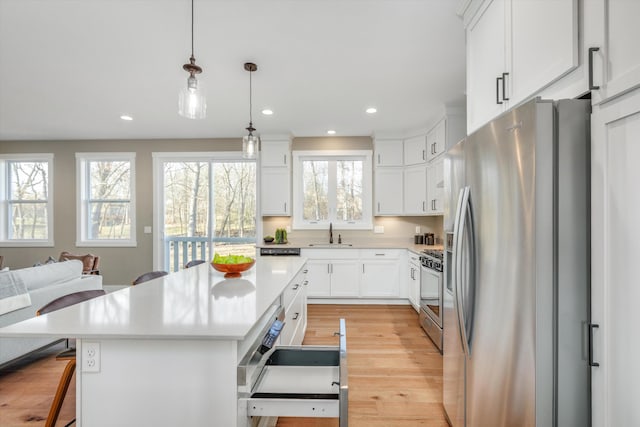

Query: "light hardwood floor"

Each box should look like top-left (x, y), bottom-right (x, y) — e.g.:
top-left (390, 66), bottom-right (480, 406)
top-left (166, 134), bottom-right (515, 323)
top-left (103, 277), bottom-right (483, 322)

top-left (0, 305), bottom-right (446, 427)
top-left (277, 304), bottom-right (447, 427)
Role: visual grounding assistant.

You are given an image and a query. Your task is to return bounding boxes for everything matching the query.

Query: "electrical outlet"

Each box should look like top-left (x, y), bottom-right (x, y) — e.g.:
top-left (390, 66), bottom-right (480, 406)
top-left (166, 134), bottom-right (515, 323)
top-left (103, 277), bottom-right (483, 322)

top-left (82, 342), bottom-right (101, 373)
top-left (415, 226), bottom-right (421, 234)
top-left (374, 225), bottom-right (384, 234)
top-left (285, 225), bottom-right (291, 233)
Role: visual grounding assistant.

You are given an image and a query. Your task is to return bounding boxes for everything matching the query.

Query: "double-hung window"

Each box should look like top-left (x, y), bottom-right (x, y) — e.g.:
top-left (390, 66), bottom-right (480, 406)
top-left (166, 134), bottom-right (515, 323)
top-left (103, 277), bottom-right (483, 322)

top-left (76, 153), bottom-right (136, 246)
top-left (292, 150), bottom-right (372, 229)
top-left (0, 154), bottom-right (54, 246)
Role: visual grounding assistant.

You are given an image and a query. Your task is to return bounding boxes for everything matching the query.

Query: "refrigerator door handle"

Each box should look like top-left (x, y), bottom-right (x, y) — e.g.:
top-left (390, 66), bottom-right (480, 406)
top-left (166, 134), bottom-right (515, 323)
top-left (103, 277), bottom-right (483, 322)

top-left (456, 186), bottom-right (475, 356)
top-left (589, 323), bottom-right (600, 367)
top-left (452, 188), bottom-right (467, 351)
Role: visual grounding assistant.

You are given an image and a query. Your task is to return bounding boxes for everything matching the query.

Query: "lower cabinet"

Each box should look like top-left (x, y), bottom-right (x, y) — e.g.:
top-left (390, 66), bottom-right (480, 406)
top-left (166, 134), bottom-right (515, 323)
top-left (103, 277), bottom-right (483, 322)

top-left (303, 249), bottom-right (403, 299)
top-left (280, 266), bottom-right (308, 346)
top-left (305, 259), bottom-right (360, 297)
top-left (408, 252), bottom-right (421, 311)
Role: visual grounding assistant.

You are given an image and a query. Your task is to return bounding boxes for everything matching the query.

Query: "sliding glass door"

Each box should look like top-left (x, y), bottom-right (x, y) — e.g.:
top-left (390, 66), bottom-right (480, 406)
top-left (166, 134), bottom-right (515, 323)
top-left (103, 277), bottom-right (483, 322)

top-left (154, 153), bottom-right (256, 271)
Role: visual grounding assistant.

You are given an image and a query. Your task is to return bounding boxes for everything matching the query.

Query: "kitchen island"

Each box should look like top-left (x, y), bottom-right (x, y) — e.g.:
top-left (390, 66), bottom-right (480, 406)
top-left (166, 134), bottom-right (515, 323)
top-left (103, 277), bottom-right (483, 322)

top-left (0, 257), bottom-right (308, 427)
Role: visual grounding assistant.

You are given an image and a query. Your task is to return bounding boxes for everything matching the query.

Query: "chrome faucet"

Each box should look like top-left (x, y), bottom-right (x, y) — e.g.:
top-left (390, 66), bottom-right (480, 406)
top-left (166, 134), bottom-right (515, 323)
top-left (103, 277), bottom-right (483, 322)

top-left (329, 222), bottom-right (333, 244)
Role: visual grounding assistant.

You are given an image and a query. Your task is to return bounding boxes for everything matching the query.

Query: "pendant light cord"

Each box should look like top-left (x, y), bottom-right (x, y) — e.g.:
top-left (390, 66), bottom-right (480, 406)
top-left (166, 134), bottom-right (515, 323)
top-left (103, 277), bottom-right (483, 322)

top-left (249, 70), bottom-right (253, 126)
top-left (191, 0), bottom-right (195, 58)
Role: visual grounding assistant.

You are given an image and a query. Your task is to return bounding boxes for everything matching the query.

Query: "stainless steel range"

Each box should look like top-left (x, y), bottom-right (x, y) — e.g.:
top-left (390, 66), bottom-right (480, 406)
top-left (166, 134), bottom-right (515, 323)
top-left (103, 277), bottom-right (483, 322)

top-left (419, 249), bottom-right (443, 352)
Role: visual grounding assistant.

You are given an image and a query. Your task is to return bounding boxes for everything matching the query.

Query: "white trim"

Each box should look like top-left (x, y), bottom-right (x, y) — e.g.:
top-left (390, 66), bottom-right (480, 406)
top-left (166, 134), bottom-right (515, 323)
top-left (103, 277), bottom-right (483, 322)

top-left (75, 152), bottom-right (137, 247)
top-left (0, 154), bottom-right (54, 246)
top-left (151, 151), bottom-right (250, 161)
top-left (291, 150), bottom-right (373, 230)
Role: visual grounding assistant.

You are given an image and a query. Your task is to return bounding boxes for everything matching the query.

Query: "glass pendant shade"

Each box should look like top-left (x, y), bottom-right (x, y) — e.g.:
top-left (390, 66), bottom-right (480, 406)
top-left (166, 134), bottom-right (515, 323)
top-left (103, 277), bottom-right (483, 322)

top-left (243, 134), bottom-right (259, 159)
top-left (178, 75), bottom-right (206, 119)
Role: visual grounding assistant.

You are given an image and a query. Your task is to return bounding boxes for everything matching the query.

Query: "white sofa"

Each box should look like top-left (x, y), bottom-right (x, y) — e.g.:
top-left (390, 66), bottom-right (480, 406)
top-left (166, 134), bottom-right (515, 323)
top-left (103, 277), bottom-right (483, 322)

top-left (0, 260), bottom-right (103, 367)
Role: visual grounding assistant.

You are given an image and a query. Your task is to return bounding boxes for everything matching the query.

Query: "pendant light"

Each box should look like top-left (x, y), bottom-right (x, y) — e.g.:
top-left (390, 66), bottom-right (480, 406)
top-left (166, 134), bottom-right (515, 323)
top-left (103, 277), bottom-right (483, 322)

top-left (178, 0), bottom-right (206, 119)
top-left (242, 62), bottom-right (259, 159)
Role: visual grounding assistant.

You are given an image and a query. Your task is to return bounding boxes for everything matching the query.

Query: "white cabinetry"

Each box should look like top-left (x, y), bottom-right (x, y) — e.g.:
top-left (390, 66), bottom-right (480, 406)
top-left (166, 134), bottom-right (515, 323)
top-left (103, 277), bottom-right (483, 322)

top-left (374, 168), bottom-right (403, 215)
top-left (426, 159), bottom-right (444, 215)
top-left (403, 165), bottom-right (427, 215)
top-left (374, 138), bottom-right (404, 216)
top-left (407, 252), bottom-right (421, 312)
top-left (280, 267), bottom-right (308, 346)
top-left (591, 88), bottom-right (640, 427)
top-left (374, 139), bottom-right (404, 167)
top-left (465, 0), bottom-right (577, 133)
top-left (303, 249), bottom-right (402, 300)
top-left (260, 138), bottom-right (291, 216)
top-left (403, 135), bottom-right (427, 166)
top-left (426, 119), bottom-right (447, 161)
top-left (360, 250), bottom-right (402, 297)
top-left (303, 250), bottom-right (360, 298)
top-left (589, 0), bottom-right (640, 103)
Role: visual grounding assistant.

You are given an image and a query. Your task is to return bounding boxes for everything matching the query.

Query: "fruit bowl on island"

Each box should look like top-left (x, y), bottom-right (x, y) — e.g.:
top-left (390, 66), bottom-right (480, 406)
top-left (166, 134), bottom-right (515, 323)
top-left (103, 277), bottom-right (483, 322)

top-left (211, 254), bottom-right (255, 278)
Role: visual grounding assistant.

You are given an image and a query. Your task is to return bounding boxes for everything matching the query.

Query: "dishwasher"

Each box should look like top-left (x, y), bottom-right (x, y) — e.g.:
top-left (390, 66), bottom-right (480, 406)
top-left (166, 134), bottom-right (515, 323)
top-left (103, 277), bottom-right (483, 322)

top-left (238, 307), bottom-right (348, 427)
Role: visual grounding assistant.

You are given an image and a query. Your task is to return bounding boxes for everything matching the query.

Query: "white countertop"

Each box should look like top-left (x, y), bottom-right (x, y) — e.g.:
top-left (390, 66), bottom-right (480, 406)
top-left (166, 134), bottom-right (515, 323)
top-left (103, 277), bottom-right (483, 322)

top-left (0, 257), bottom-right (306, 341)
top-left (260, 238), bottom-right (443, 253)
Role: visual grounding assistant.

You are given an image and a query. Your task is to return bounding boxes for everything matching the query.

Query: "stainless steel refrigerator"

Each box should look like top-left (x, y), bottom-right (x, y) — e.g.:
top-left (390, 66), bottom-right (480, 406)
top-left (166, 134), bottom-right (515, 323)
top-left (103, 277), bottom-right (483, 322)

top-left (442, 98), bottom-right (591, 427)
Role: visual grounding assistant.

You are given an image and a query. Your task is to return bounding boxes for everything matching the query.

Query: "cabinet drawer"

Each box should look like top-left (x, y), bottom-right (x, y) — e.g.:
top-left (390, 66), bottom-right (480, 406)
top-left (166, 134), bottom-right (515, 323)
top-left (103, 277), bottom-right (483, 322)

top-left (281, 291), bottom-right (304, 345)
top-left (360, 249), bottom-right (402, 259)
top-left (244, 320), bottom-right (348, 423)
top-left (282, 279), bottom-right (303, 310)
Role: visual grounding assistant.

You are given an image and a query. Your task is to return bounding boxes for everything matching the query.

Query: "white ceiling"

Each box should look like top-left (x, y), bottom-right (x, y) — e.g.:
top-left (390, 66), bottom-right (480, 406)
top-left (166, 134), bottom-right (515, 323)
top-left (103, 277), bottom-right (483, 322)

top-left (0, 0), bottom-right (466, 141)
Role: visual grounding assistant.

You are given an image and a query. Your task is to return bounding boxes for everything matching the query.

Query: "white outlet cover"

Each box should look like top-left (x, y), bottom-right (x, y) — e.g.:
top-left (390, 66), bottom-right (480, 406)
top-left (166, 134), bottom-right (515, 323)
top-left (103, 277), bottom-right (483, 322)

top-left (82, 342), bottom-right (101, 373)
top-left (374, 225), bottom-right (384, 234)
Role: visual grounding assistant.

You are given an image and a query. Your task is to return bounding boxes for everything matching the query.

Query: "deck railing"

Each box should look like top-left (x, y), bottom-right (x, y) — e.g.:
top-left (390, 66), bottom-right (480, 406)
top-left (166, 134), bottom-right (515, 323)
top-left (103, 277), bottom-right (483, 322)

top-left (164, 236), bottom-right (256, 272)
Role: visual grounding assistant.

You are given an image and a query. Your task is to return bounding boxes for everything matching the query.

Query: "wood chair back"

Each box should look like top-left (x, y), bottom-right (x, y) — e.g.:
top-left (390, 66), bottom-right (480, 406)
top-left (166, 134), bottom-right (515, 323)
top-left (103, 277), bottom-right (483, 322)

top-left (58, 251), bottom-right (100, 275)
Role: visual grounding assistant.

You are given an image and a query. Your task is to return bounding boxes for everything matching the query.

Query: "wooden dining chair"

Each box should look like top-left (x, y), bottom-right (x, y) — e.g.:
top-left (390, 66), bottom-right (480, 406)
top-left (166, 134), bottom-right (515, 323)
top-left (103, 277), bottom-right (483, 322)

top-left (37, 289), bottom-right (106, 427)
top-left (132, 270), bottom-right (169, 286)
top-left (185, 259), bottom-right (206, 268)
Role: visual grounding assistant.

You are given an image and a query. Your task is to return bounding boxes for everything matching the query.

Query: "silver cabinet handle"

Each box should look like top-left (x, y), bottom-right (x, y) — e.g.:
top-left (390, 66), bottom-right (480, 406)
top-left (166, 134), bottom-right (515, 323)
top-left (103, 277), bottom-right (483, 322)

top-left (377, 202), bottom-right (380, 213)
top-left (293, 284), bottom-right (300, 290)
top-left (422, 150), bottom-right (426, 161)
top-left (284, 202), bottom-right (287, 212)
top-left (362, 264), bottom-right (365, 273)
top-left (377, 153), bottom-right (381, 164)
top-left (375, 253), bottom-right (385, 256)
top-left (283, 154), bottom-right (287, 165)
top-left (423, 201), bottom-right (426, 211)
top-left (589, 47), bottom-right (600, 90)
top-left (292, 312), bottom-right (300, 320)
top-left (303, 280), bottom-right (308, 285)
top-left (303, 269), bottom-right (308, 274)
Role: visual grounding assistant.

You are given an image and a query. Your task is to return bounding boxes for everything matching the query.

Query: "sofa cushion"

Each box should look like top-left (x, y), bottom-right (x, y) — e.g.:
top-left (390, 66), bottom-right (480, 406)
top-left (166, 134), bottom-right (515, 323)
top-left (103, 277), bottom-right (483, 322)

top-left (3, 260), bottom-right (84, 291)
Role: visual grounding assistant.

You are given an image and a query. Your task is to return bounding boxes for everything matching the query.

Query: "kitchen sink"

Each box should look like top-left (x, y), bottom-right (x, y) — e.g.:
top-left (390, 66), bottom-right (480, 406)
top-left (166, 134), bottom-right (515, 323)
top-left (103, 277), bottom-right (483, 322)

top-left (307, 243), bottom-right (353, 247)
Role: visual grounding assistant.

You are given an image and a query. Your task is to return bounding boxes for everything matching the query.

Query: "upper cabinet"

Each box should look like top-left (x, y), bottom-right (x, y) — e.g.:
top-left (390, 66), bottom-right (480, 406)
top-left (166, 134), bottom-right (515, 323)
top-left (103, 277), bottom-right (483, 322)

top-left (260, 138), bottom-right (291, 216)
top-left (589, 0), bottom-right (640, 104)
top-left (374, 139), bottom-right (404, 167)
top-left (403, 135), bottom-right (427, 166)
top-left (465, 0), bottom-right (578, 133)
top-left (261, 140), bottom-right (290, 167)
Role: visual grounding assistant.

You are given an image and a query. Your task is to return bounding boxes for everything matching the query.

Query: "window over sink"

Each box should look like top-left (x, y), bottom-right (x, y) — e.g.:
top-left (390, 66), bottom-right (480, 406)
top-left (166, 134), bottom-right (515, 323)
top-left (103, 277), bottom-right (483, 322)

top-left (292, 150), bottom-right (372, 230)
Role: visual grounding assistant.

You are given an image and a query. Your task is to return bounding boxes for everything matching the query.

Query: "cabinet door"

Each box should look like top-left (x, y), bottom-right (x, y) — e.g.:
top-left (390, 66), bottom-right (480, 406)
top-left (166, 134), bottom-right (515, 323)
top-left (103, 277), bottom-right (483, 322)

top-left (407, 259), bottom-right (421, 312)
top-left (361, 260), bottom-right (400, 297)
top-left (374, 168), bottom-right (403, 215)
top-left (466, 0), bottom-right (507, 133)
top-left (261, 168), bottom-right (290, 216)
top-left (403, 135), bottom-right (427, 165)
top-left (305, 260), bottom-right (331, 297)
top-left (595, 0), bottom-right (640, 102)
top-left (261, 141), bottom-right (290, 167)
top-left (374, 139), bottom-right (404, 166)
top-left (591, 89), bottom-right (640, 427)
top-left (426, 120), bottom-right (447, 162)
top-left (426, 159), bottom-right (444, 214)
top-left (330, 260), bottom-right (360, 297)
top-left (510, 0), bottom-right (577, 104)
top-left (403, 165), bottom-right (427, 215)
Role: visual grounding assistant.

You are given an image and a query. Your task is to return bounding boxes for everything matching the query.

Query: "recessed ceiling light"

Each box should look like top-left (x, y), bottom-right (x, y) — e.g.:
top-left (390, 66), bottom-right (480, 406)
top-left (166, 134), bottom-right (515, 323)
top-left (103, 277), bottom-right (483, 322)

top-left (366, 107), bottom-right (377, 114)
top-left (120, 115), bottom-right (133, 121)
top-left (327, 130), bottom-right (336, 135)
top-left (261, 109), bottom-right (273, 115)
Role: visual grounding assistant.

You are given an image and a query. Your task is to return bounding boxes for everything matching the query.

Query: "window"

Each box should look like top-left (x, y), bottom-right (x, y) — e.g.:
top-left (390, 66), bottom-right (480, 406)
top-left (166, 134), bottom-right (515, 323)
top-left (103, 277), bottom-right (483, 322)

top-left (153, 152), bottom-right (256, 272)
top-left (0, 154), bottom-right (54, 246)
top-left (292, 150), bottom-right (372, 229)
top-left (76, 153), bottom-right (136, 246)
